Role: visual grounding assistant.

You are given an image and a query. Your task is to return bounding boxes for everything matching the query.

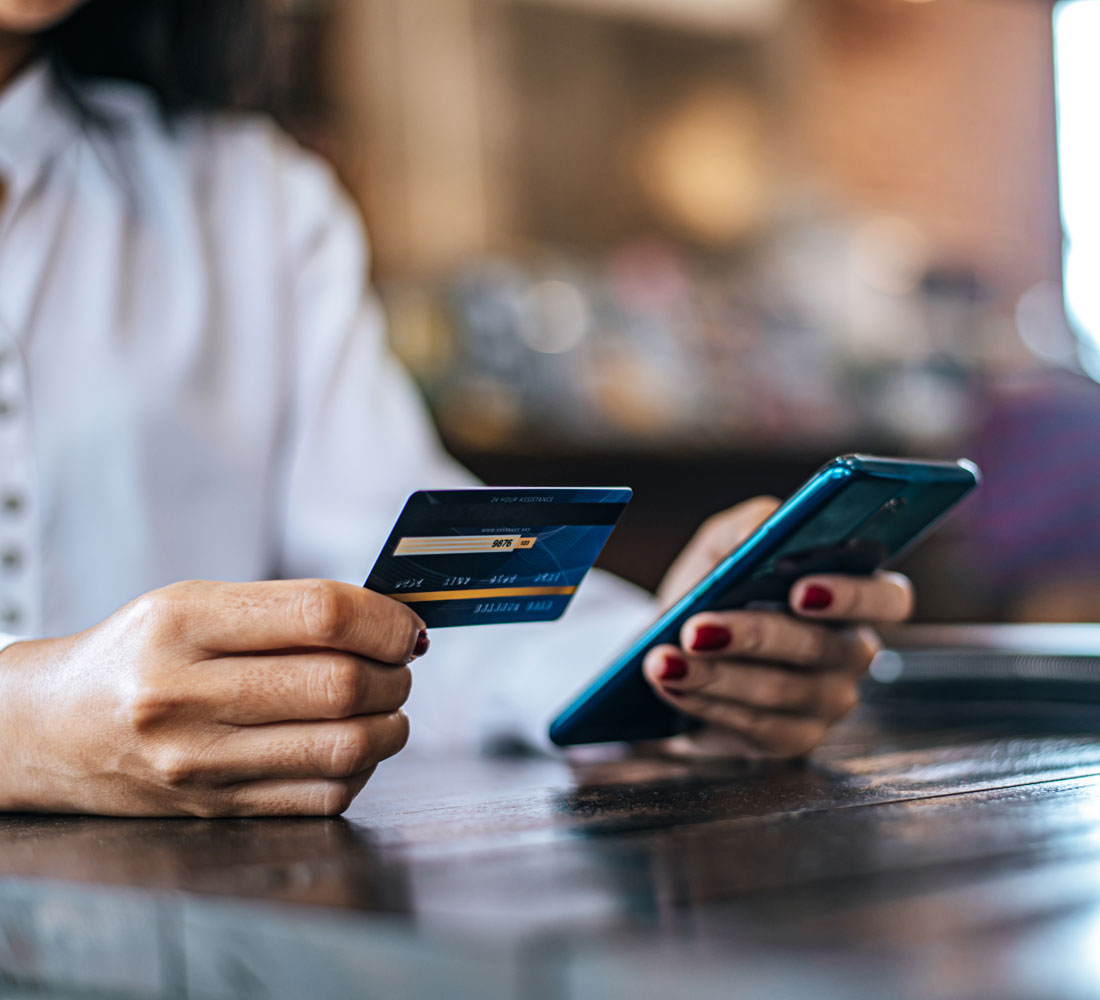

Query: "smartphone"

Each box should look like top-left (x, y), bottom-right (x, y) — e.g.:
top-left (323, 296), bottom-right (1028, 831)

top-left (549, 455), bottom-right (980, 747)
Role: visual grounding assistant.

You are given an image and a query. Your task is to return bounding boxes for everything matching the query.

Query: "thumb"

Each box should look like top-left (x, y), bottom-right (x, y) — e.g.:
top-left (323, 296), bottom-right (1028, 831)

top-left (657, 496), bottom-right (781, 610)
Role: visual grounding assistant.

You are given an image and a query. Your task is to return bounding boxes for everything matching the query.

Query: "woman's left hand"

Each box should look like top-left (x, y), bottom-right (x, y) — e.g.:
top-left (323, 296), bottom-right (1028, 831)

top-left (643, 498), bottom-right (914, 759)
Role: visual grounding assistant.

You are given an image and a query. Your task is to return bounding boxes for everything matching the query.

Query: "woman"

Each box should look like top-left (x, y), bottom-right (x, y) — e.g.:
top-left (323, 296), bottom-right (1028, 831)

top-left (0, 0), bottom-right (913, 816)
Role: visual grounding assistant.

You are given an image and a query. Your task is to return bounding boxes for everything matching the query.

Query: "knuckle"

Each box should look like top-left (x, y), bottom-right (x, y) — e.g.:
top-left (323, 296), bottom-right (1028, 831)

top-left (126, 680), bottom-right (179, 733)
top-left (739, 615), bottom-right (766, 655)
top-left (676, 694), bottom-right (711, 724)
top-left (186, 799), bottom-right (222, 820)
top-left (318, 657), bottom-right (364, 718)
top-left (150, 746), bottom-right (199, 788)
top-left (382, 611), bottom-right (416, 661)
top-left (799, 627), bottom-right (830, 667)
top-left (390, 710), bottom-right (411, 757)
top-left (855, 628), bottom-right (882, 671)
top-left (366, 599), bottom-right (418, 662)
top-left (401, 612), bottom-right (423, 657)
top-left (393, 668), bottom-right (414, 708)
top-left (129, 587), bottom-right (188, 643)
top-left (861, 626), bottom-right (883, 658)
top-left (734, 706), bottom-right (767, 738)
top-left (752, 714), bottom-right (784, 746)
top-left (682, 661), bottom-right (710, 694)
top-left (835, 683), bottom-right (860, 718)
top-left (803, 721), bottom-right (829, 753)
top-left (785, 722), bottom-right (827, 758)
top-left (299, 581), bottom-right (348, 645)
top-left (319, 780), bottom-right (357, 817)
top-left (887, 572), bottom-right (916, 619)
top-left (758, 673), bottom-right (797, 710)
top-left (325, 725), bottom-right (374, 778)
top-left (836, 582), bottom-right (863, 618)
top-left (740, 711), bottom-right (792, 755)
top-left (740, 712), bottom-right (825, 758)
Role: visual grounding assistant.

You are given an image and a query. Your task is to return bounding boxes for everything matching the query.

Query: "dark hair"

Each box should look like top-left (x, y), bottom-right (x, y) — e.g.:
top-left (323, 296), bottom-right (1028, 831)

top-left (39, 0), bottom-right (273, 119)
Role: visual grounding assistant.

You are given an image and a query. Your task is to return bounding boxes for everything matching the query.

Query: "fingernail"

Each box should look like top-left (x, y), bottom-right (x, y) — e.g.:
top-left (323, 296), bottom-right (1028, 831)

top-left (800, 585), bottom-right (834, 611)
top-left (414, 630), bottom-right (430, 657)
top-left (691, 625), bottom-right (731, 652)
top-left (660, 653), bottom-right (689, 682)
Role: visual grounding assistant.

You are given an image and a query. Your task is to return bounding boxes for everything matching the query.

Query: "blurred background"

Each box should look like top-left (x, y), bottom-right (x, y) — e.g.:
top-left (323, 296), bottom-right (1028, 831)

top-left (267, 0), bottom-right (1100, 623)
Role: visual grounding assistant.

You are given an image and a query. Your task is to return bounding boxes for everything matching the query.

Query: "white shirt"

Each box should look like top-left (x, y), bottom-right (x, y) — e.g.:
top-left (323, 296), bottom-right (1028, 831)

top-left (0, 64), bottom-right (654, 749)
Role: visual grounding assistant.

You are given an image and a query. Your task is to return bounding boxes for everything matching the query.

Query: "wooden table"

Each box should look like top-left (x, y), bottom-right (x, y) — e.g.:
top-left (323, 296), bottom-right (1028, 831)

top-left (2, 699), bottom-right (1100, 999)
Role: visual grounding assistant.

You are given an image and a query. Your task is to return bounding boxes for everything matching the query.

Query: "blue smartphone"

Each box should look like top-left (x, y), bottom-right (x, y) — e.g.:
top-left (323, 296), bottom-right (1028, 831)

top-left (549, 455), bottom-right (981, 747)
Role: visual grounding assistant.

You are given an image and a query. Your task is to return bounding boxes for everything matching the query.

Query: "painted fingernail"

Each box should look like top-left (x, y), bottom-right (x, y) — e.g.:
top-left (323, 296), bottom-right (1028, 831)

top-left (691, 625), bottom-right (731, 652)
top-left (660, 653), bottom-right (689, 682)
top-left (800, 585), bottom-right (834, 611)
top-left (414, 630), bottom-right (430, 657)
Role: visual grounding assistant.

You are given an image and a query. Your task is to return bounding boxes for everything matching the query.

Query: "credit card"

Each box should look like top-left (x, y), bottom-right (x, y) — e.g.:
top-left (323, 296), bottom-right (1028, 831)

top-left (364, 488), bottom-right (632, 627)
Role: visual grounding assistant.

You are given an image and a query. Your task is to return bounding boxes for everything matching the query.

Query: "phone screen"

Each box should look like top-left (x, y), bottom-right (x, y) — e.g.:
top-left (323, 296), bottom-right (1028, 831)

top-left (713, 476), bottom-right (965, 612)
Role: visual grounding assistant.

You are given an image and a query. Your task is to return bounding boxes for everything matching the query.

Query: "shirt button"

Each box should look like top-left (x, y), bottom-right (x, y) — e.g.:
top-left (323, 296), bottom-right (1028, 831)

top-left (2, 494), bottom-right (24, 515)
top-left (0, 606), bottom-right (21, 629)
top-left (0, 399), bottom-right (16, 418)
top-left (1, 549), bottom-right (21, 571)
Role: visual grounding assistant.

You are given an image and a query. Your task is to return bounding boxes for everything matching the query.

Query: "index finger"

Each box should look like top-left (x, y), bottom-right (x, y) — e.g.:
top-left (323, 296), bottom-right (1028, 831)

top-left (161, 580), bottom-right (426, 663)
top-left (789, 571), bottom-right (914, 624)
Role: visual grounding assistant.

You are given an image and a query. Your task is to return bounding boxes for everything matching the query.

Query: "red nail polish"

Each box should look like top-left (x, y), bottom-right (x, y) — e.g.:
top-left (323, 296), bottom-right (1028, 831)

top-left (691, 625), bottom-right (731, 652)
top-left (660, 654), bottom-right (689, 682)
top-left (800, 585), bottom-right (834, 611)
top-left (414, 630), bottom-right (430, 657)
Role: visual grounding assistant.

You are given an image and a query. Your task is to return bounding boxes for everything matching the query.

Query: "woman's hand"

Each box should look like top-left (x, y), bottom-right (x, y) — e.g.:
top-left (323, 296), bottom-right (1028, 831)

top-left (643, 498), bottom-right (914, 759)
top-left (0, 580), bottom-right (427, 817)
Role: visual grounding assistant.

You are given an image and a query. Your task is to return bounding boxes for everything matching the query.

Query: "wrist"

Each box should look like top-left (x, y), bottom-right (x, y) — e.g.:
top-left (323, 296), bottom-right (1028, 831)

top-left (0, 637), bottom-right (70, 812)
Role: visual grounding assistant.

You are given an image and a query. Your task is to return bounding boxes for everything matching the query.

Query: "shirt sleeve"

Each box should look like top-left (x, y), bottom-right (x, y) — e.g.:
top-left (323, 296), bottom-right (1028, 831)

top-left (271, 139), bottom-right (658, 752)
top-left (0, 634), bottom-right (21, 656)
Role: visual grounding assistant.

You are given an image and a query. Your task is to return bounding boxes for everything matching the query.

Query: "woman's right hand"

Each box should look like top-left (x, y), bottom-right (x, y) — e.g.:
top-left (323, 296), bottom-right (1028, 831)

top-left (0, 580), bottom-right (426, 817)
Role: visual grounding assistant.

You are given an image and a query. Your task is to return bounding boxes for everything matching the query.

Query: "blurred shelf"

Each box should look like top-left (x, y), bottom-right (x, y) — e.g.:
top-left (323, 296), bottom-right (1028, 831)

top-left (501, 0), bottom-right (790, 35)
top-left (439, 436), bottom-right (926, 465)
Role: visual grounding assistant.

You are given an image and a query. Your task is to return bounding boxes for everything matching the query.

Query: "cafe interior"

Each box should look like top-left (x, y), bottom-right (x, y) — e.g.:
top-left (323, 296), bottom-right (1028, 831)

top-left (273, 0), bottom-right (1091, 622)
top-left (7, 0), bottom-right (1100, 998)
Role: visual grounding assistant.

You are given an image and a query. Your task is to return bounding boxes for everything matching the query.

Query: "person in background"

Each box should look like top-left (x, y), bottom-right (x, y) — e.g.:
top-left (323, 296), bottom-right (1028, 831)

top-left (965, 369), bottom-right (1100, 621)
top-left (0, 0), bottom-right (914, 817)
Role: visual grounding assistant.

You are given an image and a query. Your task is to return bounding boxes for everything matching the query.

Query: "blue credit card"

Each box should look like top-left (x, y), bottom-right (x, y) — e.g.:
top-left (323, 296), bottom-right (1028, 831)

top-left (364, 488), bottom-right (632, 627)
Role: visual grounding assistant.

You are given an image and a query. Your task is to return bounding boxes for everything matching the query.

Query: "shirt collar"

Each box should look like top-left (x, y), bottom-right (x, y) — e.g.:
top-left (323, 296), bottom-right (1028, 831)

top-left (0, 61), bottom-right (79, 188)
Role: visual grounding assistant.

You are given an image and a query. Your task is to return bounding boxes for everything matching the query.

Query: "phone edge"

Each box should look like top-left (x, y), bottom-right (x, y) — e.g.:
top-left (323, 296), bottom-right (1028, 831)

top-left (548, 459), bottom-right (857, 746)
